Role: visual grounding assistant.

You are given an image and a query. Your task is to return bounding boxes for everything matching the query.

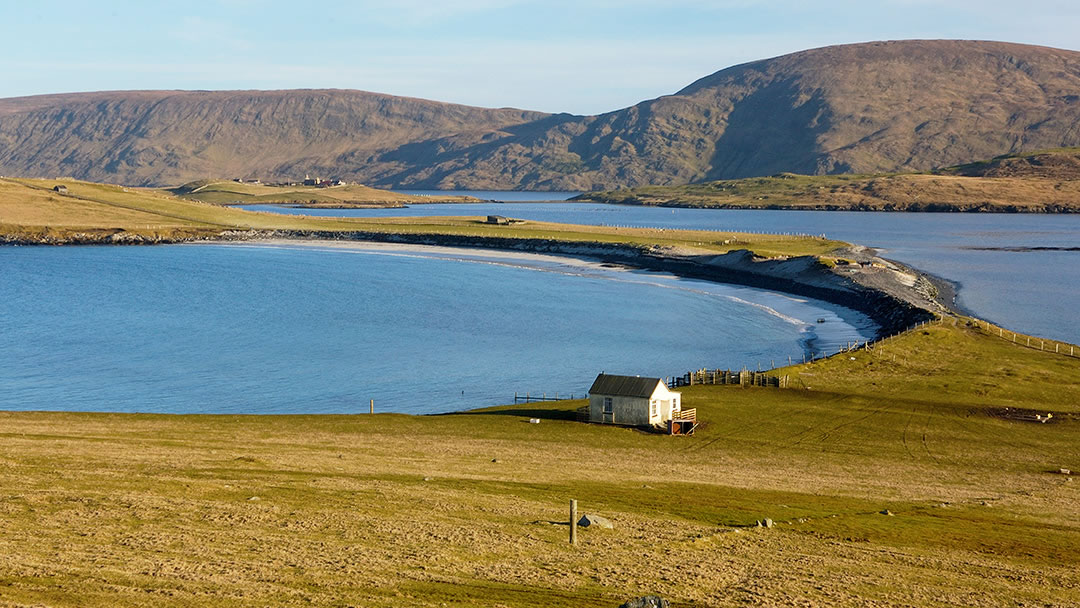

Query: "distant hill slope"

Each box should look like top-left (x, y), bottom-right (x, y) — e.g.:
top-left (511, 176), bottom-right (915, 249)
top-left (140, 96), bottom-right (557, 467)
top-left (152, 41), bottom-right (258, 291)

top-left (1, 40), bottom-right (1079, 189)
top-left (0, 90), bottom-right (548, 188)
top-left (576, 148), bottom-right (1080, 212)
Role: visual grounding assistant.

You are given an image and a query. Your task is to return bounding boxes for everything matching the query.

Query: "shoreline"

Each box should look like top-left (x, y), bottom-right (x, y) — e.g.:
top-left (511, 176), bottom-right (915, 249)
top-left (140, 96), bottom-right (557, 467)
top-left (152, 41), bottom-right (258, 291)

top-left (211, 230), bottom-right (941, 338)
top-left (572, 199), bottom-right (1080, 214)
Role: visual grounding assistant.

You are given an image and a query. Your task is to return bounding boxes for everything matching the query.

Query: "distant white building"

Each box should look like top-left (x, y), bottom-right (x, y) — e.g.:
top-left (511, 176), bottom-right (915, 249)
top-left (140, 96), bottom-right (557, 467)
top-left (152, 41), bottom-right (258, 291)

top-left (587, 373), bottom-right (683, 427)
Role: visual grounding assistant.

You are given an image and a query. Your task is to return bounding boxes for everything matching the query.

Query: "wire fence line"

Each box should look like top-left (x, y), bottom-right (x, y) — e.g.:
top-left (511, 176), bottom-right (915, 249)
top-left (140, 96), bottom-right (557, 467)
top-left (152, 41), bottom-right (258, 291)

top-left (968, 317), bottom-right (1079, 359)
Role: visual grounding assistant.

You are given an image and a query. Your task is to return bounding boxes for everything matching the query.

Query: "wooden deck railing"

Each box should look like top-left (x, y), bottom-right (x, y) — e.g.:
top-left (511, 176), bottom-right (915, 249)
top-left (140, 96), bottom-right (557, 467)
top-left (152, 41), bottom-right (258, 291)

top-left (671, 408), bottom-right (696, 422)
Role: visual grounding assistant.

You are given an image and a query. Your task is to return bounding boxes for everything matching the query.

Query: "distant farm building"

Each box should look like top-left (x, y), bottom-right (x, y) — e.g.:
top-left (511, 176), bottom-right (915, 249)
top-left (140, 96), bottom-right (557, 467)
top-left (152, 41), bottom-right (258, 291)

top-left (52, 185), bottom-right (68, 194)
top-left (302, 174), bottom-right (333, 187)
top-left (486, 215), bottom-right (511, 225)
top-left (587, 373), bottom-right (693, 432)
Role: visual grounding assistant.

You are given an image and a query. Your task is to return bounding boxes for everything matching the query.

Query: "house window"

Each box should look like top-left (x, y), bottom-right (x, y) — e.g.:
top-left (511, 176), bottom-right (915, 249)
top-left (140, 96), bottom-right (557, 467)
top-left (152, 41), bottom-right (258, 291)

top-left (650, 400), bottom-right (658, 417)
top-left (603, 397), bottom-right (613, 414)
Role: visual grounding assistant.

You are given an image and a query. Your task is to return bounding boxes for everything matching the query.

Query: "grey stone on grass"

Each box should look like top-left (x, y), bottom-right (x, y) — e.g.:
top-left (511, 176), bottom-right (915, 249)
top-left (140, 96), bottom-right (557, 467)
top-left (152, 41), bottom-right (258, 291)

top-left (619, 596), bottom-right (669, 608)
top-left (578, 514), bottom-right (613, 529)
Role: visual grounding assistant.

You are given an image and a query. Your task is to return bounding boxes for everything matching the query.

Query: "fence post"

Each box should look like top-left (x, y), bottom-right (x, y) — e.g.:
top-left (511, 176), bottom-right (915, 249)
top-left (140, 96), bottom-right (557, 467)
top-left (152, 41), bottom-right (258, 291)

top-left (370, 399), bottom-right (374, 414)
top-left (570, 499), bottom-right (578, 545)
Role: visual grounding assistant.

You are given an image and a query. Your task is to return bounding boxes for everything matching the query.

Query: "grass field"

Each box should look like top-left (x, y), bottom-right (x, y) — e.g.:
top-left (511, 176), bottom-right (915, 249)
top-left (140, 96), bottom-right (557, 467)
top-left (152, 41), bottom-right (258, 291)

top-left (161, 179), bottom-right (478, 206)
top-left (1, 320), bottom-right (1077, 607)
top-left (0, 177), bottom-right (845, 257)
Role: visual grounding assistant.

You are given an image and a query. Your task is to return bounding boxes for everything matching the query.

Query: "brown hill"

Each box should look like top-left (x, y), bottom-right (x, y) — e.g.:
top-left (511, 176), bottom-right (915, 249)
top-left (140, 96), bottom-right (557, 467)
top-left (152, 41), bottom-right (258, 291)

top-left (0, 89), bottom-right (547, 187)
top-left (943, 148), bottom-right (1080, 179)
top-left (1, 40), bottom-right (1079, 189)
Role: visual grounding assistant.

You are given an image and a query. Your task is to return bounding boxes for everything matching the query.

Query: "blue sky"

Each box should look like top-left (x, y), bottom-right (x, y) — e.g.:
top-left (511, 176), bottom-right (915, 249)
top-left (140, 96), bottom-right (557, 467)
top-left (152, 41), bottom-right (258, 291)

top-left (4, 0), bottom-right (1079, 114)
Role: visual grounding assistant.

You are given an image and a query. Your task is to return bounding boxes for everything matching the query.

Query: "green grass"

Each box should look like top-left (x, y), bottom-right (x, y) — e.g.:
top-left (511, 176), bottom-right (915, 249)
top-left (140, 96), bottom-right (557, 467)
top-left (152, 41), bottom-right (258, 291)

top-left (0, 321), bottom-right (1078, 606)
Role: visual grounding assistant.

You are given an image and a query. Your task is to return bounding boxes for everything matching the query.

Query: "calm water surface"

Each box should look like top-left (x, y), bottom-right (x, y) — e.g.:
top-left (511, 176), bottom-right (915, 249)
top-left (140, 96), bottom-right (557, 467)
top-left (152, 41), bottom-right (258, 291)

top-left (0, 243), bottom-right (872, 415)
top-left (241, 202), bottom-right (1080, 343)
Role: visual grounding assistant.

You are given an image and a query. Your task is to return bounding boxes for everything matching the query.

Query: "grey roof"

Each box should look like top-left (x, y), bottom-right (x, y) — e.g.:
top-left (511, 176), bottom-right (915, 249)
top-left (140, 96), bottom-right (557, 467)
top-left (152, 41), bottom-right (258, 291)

top-left (589, 373), bottom-right (663, 398)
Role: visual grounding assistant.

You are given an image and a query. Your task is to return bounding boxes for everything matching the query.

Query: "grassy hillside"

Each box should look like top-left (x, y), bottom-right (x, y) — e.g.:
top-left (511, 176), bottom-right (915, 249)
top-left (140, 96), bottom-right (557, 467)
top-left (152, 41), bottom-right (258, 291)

top-left (941, 146), bottom-right (1080, 179)
top-left (0, 320), bottom-right (1077, 606)
top-left (164, 179), bottom-right (479, 207)
top-left (0, 177), bottom-right (844, 257)
top-left (1, 41), bottom-right (1078, 189)
top-left (577, 148), bottom-right (1080, 212)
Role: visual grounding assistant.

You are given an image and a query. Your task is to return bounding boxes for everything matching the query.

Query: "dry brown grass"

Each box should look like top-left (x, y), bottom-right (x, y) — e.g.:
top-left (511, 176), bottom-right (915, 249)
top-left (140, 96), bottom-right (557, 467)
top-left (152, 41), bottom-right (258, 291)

top-left (0, 177), bottom-right (845, 257)
top-left (164, 180), bottom-right (479, 206)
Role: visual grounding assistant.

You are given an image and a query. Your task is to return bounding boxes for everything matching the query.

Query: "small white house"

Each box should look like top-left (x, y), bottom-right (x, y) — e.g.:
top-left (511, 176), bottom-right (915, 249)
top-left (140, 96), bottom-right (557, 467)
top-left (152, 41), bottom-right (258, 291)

top-left (587, 373), bottom-right (682, 427)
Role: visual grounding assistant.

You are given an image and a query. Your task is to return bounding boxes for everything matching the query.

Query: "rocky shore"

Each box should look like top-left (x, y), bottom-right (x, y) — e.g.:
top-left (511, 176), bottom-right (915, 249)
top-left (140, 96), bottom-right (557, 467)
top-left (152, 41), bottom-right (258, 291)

top-left (3, 227), bottom-right (942, 338)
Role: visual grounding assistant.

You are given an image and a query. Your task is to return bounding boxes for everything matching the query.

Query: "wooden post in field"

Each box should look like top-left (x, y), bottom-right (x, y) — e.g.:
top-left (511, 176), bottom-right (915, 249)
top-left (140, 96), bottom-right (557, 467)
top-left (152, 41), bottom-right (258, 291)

top-left (370, 399), bottom-right (374, 414)
top-left (570, 499), bottom-right (578, 545)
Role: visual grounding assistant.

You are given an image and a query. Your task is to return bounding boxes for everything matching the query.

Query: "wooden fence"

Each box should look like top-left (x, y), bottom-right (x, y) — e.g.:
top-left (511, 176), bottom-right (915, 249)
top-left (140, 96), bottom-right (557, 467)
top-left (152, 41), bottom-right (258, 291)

top-left (670, 369), bottom-right (789, 388)
top-left (514, 391), bottom-right (576, 403)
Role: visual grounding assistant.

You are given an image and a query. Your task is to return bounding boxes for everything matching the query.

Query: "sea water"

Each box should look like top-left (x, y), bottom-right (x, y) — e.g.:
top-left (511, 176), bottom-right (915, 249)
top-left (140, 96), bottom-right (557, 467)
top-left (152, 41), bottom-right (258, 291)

top-left (240, 202), bottom-right (1080, 344)
top-left (0, 242), bottom-right (873, 415)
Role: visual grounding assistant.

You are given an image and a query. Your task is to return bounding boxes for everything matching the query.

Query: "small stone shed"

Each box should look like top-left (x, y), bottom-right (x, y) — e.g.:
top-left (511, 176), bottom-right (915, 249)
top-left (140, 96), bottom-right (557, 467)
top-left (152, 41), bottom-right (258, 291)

top-left (53, 185), bottom-right (68, 194)
top-left (486, 215), bottom-right (511, 225)
top-left (587, 373), bottom-right (683, 427)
